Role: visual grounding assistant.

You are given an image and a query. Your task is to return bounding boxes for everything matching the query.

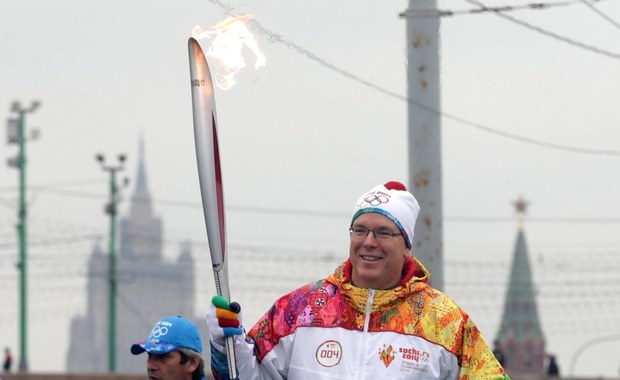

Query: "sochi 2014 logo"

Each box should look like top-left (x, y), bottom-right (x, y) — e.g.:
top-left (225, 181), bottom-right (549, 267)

top-left (399, 347), bottom-right (430, 363)
top-left (379, 344), bottom-right (396, 368)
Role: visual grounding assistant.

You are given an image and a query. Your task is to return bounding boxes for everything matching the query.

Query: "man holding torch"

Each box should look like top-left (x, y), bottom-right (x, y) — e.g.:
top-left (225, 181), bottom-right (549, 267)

top-left (206, 181), bottom-right (510, 380)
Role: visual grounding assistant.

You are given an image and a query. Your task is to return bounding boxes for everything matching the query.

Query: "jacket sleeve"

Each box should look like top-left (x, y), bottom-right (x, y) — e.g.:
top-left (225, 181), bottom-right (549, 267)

top-left (458, 315), bottom-right (510, 380)
top-left (210, 310), bottom-right (288, 380)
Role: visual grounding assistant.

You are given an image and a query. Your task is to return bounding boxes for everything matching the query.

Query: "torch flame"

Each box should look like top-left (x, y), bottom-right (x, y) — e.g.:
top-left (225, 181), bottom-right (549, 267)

top-left (192, 15), bottom-right (266, 90)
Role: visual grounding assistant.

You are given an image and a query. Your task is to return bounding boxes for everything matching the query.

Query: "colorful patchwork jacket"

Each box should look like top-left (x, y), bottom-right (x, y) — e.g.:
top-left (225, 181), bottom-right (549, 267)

top-left (211, 256), bottom-right (509, 380)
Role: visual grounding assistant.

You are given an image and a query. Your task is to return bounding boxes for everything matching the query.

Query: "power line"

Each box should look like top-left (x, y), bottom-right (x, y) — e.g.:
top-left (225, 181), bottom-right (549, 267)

top-left (406, 0), bottom-right (619, 17)
top-left (0, 177), bottom-right (103, 193)
top-left (206, 0), bottom-right (620, 157)
top-left (0, 234), bottom-right (101, 249)
top-left (464, 0), bottom-right (620, 60)
top-left (446, 216), bottom-right (620, 224)
top-left (579, 0), bottom-right (620, 31)
top-left (9, 185), bottom-right (620, 224)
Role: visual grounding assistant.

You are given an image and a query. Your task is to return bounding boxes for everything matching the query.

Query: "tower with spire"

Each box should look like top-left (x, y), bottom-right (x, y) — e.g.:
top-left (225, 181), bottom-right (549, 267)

top-left (118, 136), bottom-right (163, 260)
top-left (494, 196), bottom-right (546, 374)
top-left (66, 137), bottom-right (197, 373)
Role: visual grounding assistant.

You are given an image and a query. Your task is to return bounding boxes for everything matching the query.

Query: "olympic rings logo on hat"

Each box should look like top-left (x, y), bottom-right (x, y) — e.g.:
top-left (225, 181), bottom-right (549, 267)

top-left (150, 324), bottom-right (169, 338)
top-left (359, 194), bottom-right (389, 207)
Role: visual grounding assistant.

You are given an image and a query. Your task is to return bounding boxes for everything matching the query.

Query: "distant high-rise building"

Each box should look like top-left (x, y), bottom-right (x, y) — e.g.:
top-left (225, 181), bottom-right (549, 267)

top-left (494, 197), bottom-right (545, 375)
top-left (67, 138), bottom-right (197, 373)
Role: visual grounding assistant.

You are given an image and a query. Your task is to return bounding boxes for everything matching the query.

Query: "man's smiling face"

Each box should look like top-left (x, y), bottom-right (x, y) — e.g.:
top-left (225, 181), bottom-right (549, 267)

top-left (349, 213), bottom-right (408, 290)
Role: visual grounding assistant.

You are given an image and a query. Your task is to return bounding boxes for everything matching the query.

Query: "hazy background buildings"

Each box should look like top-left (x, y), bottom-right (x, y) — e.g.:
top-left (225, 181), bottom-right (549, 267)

top-left (66, 142), bottom-right (199, 373)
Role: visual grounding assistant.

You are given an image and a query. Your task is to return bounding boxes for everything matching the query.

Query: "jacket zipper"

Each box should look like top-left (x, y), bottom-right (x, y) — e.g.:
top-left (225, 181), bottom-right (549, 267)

top-left (359, 289), bottom-right (375, 379)
top-left (363, 289), bottom-right (375, 332)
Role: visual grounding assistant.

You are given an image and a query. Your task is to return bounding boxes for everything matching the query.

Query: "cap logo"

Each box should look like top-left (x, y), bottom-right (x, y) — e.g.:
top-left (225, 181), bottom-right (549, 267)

top-left (352, 183), bottom-right (419, 250)
top-left (150, 321), bottom-right (172, 338)
top-left (359, 191), bottom-right (390, 207)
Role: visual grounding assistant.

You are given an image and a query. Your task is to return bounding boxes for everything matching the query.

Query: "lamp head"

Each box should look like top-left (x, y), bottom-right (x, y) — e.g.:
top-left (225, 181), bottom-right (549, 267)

top-left (30, 101), bottom-right (41, 112)
top-left (10, 101), bottom-right (21, 113)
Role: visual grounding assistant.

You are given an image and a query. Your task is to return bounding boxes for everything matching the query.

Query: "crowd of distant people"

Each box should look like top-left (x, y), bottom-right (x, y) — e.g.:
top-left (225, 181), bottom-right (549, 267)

top-left (547, 354), bottom-right (560, 377)
top-left (3, 347), bottom-right (12, 372)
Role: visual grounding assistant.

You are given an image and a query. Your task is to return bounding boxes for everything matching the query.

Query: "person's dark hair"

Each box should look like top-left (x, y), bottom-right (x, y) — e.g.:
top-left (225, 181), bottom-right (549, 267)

top-left (177, 347), bottom-right (204, 380)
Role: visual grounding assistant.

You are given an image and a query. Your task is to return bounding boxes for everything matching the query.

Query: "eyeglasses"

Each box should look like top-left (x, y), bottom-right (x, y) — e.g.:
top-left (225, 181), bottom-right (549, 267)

top-left (349, 226), bottom-right (402, 241)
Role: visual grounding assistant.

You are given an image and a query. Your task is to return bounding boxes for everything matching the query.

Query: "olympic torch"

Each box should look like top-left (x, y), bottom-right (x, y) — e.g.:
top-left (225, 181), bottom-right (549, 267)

top-left (187, 37), bottom-right (238, 379)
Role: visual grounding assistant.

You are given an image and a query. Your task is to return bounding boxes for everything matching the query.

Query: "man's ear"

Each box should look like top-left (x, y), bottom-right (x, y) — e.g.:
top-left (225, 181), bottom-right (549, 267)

top-left (185, 355), bottom-right (201, 373)
top-left (402, 246), bottom-right (411, 258)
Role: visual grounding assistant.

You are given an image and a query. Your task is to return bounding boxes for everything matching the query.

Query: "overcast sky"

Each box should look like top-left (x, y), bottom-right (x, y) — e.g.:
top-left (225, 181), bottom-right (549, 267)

top-left (1, 0), bottom-right (619, 377)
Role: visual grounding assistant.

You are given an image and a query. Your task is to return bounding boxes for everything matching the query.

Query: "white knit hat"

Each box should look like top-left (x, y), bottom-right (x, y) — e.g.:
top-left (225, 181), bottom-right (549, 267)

top-left (351, 181), bottom-right (420, 249)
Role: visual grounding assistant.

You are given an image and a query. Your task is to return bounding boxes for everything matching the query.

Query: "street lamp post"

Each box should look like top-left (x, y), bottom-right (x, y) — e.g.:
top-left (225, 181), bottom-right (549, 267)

top-left (95, 153), bottom-right (127, 373)
top-left (6, 100), bottom-right (41, 373)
